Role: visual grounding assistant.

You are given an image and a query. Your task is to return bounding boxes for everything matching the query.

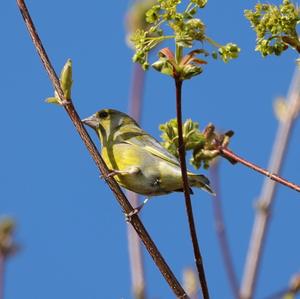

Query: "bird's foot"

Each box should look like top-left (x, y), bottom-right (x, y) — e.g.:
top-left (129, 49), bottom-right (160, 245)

top-left (99, 170), bottom-right (118, 180)
top-left (106, 170), bottom-right (119, 178)
top-left (100, 166), bottom-right (140, 180)
top-left (124, 208), bottom-right (140, 222)
top-left (124, 198), bottom-right (150, 222)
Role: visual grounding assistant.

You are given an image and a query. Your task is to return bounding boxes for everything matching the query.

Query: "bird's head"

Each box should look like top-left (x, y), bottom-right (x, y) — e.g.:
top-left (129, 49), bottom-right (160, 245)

top-left (82, 109), bottom-right (138, 145)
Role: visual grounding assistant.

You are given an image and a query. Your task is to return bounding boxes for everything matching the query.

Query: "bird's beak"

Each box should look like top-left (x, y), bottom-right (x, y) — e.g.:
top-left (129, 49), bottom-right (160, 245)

top-left (81, 114), bottom-right (98, 129)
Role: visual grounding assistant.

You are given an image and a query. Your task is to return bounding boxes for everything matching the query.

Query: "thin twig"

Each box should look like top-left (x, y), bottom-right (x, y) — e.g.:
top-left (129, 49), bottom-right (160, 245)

top-left (219, 147), bottom-right (300, 193)
top-left (240, 68), bottom-right (300, 299)
top-left (16, 1), bottom-right (189, 297)
top-left (175, 78), bottom-right (210, 299)
top-left (127, 64), bottom-right (146, 299)
top-left (209, 163), bottom-right (239, 299)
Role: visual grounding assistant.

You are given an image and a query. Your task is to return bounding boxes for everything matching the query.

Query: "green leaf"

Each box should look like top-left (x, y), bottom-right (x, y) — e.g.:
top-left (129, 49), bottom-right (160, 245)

top-left (45, 97), bottom-right (61, 105)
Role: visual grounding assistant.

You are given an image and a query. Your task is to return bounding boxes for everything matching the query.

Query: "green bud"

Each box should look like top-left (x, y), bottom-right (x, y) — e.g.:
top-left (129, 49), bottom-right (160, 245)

top-left (222, 130), bottom-right (234, 147)
top-left (183, 119), bottom-right (194, 136)
top-left (145, 5), bottom-right (161, 23)
top-left (182, 64), bottom-right (203, 79)
top-left (152, 58), bottom-right (175, 76)
top-left (142, 62), bottom-right (150, 70)
top-left (0, 217), bottom-right (18, 257)
top-left (218, 43), bottom-right (240, 62)
top-left (186, 18), bottom-right (204, 29)
top-left (212, 51), bottom-right (218, 59)
top-left (60, 59), bottom-right (73, 100)
top-left (191, 0), bottom-right (207, 8)
top-left (274, 97), bottom-right (288, 122)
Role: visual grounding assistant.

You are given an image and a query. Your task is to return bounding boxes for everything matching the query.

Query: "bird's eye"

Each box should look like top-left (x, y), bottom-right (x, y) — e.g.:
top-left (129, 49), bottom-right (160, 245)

top-left (98, 111), bottom-right (108, 119)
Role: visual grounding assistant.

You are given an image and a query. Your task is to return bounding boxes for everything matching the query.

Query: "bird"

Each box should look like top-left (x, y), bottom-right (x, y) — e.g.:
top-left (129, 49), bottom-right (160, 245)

top-left (82, 109), bottom-right (214, 212)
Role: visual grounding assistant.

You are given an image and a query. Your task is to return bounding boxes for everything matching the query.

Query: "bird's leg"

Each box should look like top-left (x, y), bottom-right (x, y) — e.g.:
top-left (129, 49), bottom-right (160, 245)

top-left (124, 197), bottom-right (151, 222)
top-left (107, 166), bottom-right (140, 178)
top-left (101, 166), bottom-right (140, 179)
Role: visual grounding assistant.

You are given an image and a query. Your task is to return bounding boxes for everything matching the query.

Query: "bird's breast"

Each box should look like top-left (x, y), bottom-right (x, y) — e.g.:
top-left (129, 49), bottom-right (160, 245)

top-left (101, 143), bottom-right (183, 196)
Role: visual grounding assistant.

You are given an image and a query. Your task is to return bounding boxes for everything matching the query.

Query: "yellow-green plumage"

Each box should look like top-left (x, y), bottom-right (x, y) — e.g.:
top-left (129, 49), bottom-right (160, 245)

top-left (82, 109), bottom-right (214, 196)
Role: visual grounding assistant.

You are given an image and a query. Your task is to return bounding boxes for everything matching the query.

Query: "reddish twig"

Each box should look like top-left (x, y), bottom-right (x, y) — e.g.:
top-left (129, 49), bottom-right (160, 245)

top-left (209, 163), bottom-right (239, 299)
top-left (127, 63), bottom-right (146, 299)
top-left (175, 78), bottom-right (210, 299)
top-left (240, 68), bottom-right (300, 299)
top-left (219, 147), bottom-right (300, 193)
top-left (16, 1), bottom-right (189, 297)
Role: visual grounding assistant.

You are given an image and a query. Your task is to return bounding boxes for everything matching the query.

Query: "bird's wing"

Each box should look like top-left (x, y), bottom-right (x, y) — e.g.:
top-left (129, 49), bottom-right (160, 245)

top-left (138, 135), bottom-right (181, 166)
top-left (117, 126), bottom-right (180, 166)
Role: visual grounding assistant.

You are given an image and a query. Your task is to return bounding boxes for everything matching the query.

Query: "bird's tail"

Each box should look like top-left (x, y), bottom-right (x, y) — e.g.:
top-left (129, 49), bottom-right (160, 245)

top-left (188, 173), bottom-right (216, 195)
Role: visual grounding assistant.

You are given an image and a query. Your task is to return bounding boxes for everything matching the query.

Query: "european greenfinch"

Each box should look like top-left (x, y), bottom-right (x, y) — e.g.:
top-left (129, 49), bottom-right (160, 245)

top-left (82, 109), bottom-right (214, 198)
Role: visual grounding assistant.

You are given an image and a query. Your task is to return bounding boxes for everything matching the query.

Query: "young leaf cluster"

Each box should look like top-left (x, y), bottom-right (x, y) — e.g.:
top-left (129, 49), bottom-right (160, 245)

top-left (130, 0), bottom-right (240, 76)
top-left (245, 0), bottom-right (300, 56)
top-left (160, 118), bottom-right (234, 169)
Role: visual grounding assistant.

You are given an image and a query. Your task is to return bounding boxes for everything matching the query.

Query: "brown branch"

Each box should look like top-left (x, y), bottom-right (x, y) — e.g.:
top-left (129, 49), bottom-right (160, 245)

top-left (240, 68), bottom-right (300, 299)
top-left (209, 163), bottom-right (239, 299)
top-left (175, 78), bottom-right (210, 299)
top-left (127, 64), bottom-right (146, 299)
top-left (219, 147), bottom-right (300, 193)
top-left (16, 1), bottom-right (189, 297)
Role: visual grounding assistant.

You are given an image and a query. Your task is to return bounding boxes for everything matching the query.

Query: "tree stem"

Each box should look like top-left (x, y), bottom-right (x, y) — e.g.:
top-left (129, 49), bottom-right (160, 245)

top-left (175, 78), bottom-right (210, 299)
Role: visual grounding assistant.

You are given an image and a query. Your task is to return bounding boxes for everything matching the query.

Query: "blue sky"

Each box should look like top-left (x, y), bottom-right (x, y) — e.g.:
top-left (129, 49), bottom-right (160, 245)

top-left (1, 0), bottom-right (300, 298)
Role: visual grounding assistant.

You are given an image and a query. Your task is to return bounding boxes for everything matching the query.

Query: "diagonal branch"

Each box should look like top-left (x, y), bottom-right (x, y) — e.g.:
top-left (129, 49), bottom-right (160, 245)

top-left (16, 1), bottom-right (188, 297)
top-left (175, 78), bottom-right (210, 299)
top-left (240, 68), bottom-right (300, 299)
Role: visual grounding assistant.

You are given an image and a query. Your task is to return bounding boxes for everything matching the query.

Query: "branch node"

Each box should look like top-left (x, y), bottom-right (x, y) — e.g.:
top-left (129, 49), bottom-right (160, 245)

top-left (60, 99), bottom-right (72, 106)
top-left (254, 200), bottom-right (269, 214)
